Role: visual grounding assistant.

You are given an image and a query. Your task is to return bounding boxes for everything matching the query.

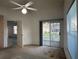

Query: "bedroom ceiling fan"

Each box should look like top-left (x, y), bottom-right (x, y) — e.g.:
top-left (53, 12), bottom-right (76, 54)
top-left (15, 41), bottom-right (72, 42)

top-left (10, 0), bottom-right (37, 14)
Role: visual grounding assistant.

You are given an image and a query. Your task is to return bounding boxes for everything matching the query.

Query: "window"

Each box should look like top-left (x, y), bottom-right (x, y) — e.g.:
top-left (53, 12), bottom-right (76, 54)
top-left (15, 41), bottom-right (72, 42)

top-left (13, 26), bottom-right (17, 34)
top-left (67, 0), bottom-right (77, 59)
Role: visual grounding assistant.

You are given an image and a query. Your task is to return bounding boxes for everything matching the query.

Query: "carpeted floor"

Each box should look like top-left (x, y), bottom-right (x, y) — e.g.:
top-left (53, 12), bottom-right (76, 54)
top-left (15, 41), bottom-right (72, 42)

top-left (0, 46), bottom-right (66, 59)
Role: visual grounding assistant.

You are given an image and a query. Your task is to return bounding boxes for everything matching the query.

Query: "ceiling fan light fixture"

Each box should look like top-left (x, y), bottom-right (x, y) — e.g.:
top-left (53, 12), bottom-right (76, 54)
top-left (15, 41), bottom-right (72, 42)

top-left (21, 8), bottom-right (27, 14)
top-left (11, 1), bottom-right (37, 15)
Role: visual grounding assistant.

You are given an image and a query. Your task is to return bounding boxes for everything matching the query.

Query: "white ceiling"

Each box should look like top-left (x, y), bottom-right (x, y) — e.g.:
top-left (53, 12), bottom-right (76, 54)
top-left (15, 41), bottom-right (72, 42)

top-left (0, 0), bottom-right (64, 9)
top-left (0, 0), bottom-right (31, 8)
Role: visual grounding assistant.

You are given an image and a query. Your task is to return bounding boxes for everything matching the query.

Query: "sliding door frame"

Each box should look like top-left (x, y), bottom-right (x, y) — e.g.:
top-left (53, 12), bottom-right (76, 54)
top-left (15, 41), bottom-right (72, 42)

top-left (39, 18), bottom-right (63, 46)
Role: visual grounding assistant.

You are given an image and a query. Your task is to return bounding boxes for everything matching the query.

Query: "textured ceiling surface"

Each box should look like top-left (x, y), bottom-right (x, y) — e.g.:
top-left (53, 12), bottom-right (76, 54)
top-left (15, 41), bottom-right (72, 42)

top-left (0, 0), bottom-right (64, 9)
top-left (0, 0), bottom-right (31, 8)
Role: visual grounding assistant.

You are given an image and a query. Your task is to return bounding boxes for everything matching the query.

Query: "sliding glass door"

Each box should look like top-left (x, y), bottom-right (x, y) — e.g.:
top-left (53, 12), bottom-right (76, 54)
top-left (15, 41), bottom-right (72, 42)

top-left (42, 22), bottom-right (50, 46)
top-left (50, 23), bottom-right (60, 47)
top-left (42, 21), bottom-right (60, 47)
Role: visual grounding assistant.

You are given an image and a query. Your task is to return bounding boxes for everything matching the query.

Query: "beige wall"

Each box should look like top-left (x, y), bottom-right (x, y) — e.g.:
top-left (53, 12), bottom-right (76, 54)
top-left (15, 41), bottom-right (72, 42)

top-left (0, 0), bottom-right (64, 47)
top-left (0, 6), bottom-right (24, 47)
top-left (28, 0), bottom-right (64, 45)
top-left (64, 0), bottom-right (74, 59)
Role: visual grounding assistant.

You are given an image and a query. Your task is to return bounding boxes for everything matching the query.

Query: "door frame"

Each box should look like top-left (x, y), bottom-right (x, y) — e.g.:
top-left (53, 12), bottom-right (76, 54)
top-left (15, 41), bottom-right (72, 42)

top-left (17, 20), bottom-right (23, 48)
top-left (39, 18), bottom-right (63, 46)
top-left (7, 20), bottom-right (22, 48)
top-left (7, 21), bottom-right (17, 47)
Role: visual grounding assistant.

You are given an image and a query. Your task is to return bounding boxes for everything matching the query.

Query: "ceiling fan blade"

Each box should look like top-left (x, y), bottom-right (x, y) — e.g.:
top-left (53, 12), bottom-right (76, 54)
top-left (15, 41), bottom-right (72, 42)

top-left (27, 7), bottom-right (37, 11)
top-left (10, 0), bottom-right (22, 7)
top-left (12, 7), bottom-right (23, 10)
top-left (25, 1), bottom-right (33, 7)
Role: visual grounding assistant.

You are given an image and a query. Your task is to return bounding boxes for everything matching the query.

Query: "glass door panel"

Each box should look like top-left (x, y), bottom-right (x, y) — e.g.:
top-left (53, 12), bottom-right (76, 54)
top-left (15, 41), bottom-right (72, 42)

top-left (42, 21), bottom-right (61, 47)
top-left (42, 22), bottom-right (50, 46)
top-left (50, 23), bottom-right (60, 47)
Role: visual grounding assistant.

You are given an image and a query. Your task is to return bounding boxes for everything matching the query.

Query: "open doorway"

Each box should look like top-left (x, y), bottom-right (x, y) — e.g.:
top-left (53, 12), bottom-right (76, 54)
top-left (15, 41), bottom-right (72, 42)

top-left (7, 21), bottom-right (17, 47)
